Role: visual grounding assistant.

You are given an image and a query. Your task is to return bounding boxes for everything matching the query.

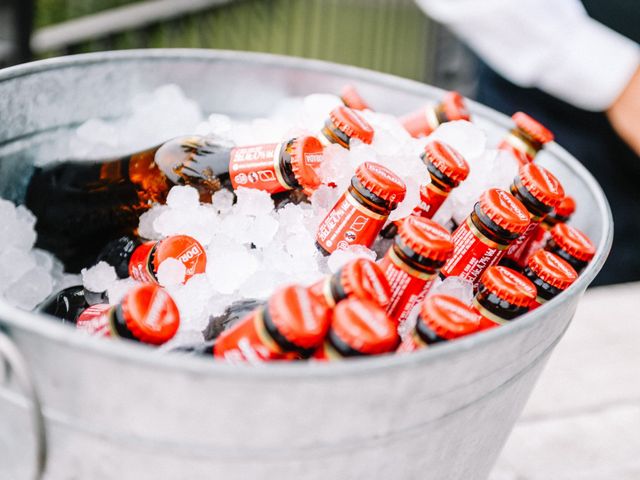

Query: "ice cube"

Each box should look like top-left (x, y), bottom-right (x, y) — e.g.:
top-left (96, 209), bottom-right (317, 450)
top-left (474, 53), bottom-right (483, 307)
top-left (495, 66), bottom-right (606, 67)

top-left (302, 94), bottom-right (343, 132)
top-left (211, 189), bottom-right (235, 215)
top-left (428, 120), bottom-right (486, 160)
top-left (107, 278), bottom-right (140, 305)
top-left (166, 185), bottom-right (200, 210)
top-left (81, 261), bottom-right (118, 293)
top-left (156, 258), bottom-right (187, 287)
top-left (234, 188), bottom-right (274, 217)
top-left (327, 245), bottom-right (377, 273)
top-left (164, 274), bottom-right (212, 332)
top-left (249, 215), bottom-right (280, 249)
top-left (429, 276), bottom-right (474, 305)
top-left (0, 246), bottom-right (37, 291)
top-left (206, 245), bottom-right (259, 295)
top-left (4, 267), bottom-right (53, 310)
top-left (138, 205), bottom-right (168, 240)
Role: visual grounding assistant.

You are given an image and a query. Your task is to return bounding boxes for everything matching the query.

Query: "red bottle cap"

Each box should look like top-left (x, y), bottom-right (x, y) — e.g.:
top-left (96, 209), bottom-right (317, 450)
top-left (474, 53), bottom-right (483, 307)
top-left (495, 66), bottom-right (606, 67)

top-left (480, 266), bottom-right (537, 308)
top-left (420, 294), bottom-right (481, 340)
top-left (355, 162), bottom-right (406, 205)
top-left (268, 285), bottom-right (331, 349)
top-left (397, 216), bottom-right (453, 262)
top-left (423, 140), bottom-right (470, 184)
top-left (553, 195), bottom-right (577, 219)
top-left (332, 298), bottom-right (399, 355)
top-left (329, 106), bottom-right (375, 144)
top-left (518, 163), bottom-right (565, 209)
top-left (152, 235), bottom-right (207, 282)
top-left (550, 223), bottom-right (596, 262)
top-left (120, 284), bottom-right (180, 345)
top-left (340, 85), bottom-right (371, 111)
top-left (441, 91), bottom-right (471, 122)
top-left (289, 136), bottom-right (324, 195)
top-left (340, 258), bottom-right (392, 308)
top-left (512, 112), bottom-right (554, 145)
top-left (479, 188), bottom-right (531, 235)
top-left (527, 250), bottom-right (578, 290)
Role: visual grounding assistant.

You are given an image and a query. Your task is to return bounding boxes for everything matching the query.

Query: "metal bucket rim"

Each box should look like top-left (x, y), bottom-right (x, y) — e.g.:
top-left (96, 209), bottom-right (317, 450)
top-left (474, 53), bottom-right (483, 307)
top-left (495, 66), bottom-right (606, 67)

top-left (0, 49), bottom-right (613, 379)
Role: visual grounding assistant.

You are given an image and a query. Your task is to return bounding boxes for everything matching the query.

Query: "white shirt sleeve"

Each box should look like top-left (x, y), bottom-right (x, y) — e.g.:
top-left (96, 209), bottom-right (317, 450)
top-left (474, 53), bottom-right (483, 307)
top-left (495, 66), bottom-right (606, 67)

top-left (414, 0), bottom-right (640, 111)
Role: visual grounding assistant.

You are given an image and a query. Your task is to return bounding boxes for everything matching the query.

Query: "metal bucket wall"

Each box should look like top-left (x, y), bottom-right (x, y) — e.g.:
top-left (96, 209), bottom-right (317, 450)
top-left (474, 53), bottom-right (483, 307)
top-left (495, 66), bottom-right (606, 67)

top-left (0, 50), bottom-right (612, 480)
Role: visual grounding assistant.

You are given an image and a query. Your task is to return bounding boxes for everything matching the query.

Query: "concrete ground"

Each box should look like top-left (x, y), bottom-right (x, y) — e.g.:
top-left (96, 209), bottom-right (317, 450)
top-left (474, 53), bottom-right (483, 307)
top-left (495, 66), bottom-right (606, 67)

top-left (490, 281), bottom-right (640, 480)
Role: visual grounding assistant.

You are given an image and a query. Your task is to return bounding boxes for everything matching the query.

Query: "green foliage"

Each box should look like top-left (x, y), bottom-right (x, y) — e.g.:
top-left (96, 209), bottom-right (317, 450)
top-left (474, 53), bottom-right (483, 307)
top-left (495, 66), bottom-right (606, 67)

top-left (35, 0), bottom-right (434, 81)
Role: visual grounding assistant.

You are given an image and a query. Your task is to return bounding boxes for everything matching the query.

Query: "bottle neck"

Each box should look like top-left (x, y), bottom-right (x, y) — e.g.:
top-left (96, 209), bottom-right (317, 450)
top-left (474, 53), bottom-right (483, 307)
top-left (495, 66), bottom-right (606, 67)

top-left (545, 240), bottom-right (588, 273)
top-left (523, 267), bottom-right (563, 302)
top-left (510, 180), bottom-right (552, 220)
top-left (262, 306), bottom-right (314, 358)
top-left (320, 120), bottom-right (351, 148)
top-left (470, 204), bottom-right (520, 246)
top-left (327, 329), bottom-right (367, 357)
top-left (504, 128), bottom-right (543, 158)
top-left (111, 305), bottom-right (139, 341)
top-left (153, 135), bottom-right (233, 197)
top-left (348, 177), bottom-right (394, 214)
top-left (426, 160), bottom-right (457, 193)
top-left (392, 238), bottom-right (444, 274)
top-left (475, 284), bottom-right (529, 321)
top-left (278, 139), bottom-right (302, 189)
top-left (415, 315), bottom-right (448, 345)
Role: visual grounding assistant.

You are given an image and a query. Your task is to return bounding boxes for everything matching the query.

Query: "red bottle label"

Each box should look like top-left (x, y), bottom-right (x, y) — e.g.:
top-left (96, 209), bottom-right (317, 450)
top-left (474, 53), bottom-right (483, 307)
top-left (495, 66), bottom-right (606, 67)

top-left (414, 184), bottom-right (448, 220)
top-left (213, 311), bottom-right (285, 364)
top-left (229, 142), bottom-right (290, 193)
top-left (502, 218), bottom-right (541, 268)
top-left (440, 217), bottom-right (508, 284)
top-left (76, 304), bottom-right (113, 337)
top-left (129, 241), bottom-right (155, 283)
top-left (316, 191), bottom-right (388, 254)
top-left (379, 249), bottom-right (435, 326)
top-left (520, 224), bottom-right (550, 264)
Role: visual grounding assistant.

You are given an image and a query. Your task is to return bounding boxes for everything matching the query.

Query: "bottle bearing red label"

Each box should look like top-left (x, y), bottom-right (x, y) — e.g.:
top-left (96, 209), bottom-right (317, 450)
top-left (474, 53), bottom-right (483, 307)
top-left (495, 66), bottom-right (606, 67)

top-left (498, 112), bottom-right (554, 166)
top-left (129, 235), bottom-right (207, 284)
top-left (316, 162), bottom-right (406, 254)
top-left (397, 294), bottom-right (480, 352)
top-left (523, 250), bottom-right (578, 309)
top-left (229, 142), bottom-right (289, 193)
top-left (319, 106), bottom-right (375, 148)
top-left (472, 266), bottom-right (536, 330)
top-left (379, 216), bottom-right (453, 326)
top-left (440, 189), bottom-right (530, 284)
top-left (399, 91), bottom-right (470, 138)
top-left (213, 285), bottom-right (330, 364)
top-left (414, 141), bottom-right (470, 220)
top-left (501, 164), bottom-right (565, 269)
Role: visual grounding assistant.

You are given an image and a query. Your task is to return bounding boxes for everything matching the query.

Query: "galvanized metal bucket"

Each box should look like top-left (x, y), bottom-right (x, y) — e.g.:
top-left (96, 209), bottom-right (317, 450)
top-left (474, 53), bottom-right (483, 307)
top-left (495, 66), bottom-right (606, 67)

top-left (0, 50), bottom-right (612, 480)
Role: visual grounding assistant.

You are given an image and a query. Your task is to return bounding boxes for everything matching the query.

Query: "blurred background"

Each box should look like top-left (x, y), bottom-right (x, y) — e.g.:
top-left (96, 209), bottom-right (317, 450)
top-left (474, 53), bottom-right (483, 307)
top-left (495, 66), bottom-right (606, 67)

top-left (0, 0), bottom-right (473, 93)
top-left (1, 1), bottom-right (639, 479)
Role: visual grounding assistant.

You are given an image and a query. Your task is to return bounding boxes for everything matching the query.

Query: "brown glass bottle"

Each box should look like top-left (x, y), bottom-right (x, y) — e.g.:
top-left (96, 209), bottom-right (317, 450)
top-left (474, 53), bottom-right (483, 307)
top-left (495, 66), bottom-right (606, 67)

top-left (26, 135), bottom-right (321, 270)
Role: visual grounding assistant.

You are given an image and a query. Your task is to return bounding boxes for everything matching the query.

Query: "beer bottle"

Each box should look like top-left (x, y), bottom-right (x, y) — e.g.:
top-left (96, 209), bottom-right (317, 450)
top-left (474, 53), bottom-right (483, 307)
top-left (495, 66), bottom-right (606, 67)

top-left (44, 283), bottom-right (180, 345)
top-left (399, 91), bottom-right (471, 138)
top-left (318, 106), bottom-right (375, 148)
top-left (544, 223), bottom-right (595, 274)
top-left (38, 285), bottom-right (105, 321)
top-left (473, 266), bottom-right (537, 330)
top-left (315, 162), bottom-right (406, 255)
top-left (523, 250), bottom-right (578, 309)
top-left (340, 85), bottom-right (372, 111)
top-left (26, 135), bottom-right (323, 270)
top-left (313, 298), bottom-right (399, 360)
top-left (212, 285), bottom-right (330, 363)
top-left (380, 140), bottom-right (469, 239)
top-left (521, 195), bottom-right (576, 263)
top-left (378, 216), bottom-right (453, 326)
top-left (498, 112), bottom-right (554, 166)
top-left (96, 234), bottom-right (206, 284)
top-left (439, 188), bottom-right (530, 285)
top-left (308, 258), bottom-right (391, 309)
top-left (397, 294), bottom-right (480, 352)
top-left (500, 164), bottom-right (565, 270)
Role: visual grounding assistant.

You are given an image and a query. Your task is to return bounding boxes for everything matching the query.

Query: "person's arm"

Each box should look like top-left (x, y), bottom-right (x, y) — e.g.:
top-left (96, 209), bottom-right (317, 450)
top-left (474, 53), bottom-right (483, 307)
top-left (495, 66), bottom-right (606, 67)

top-left (415, 0), bottom-right (640, 153)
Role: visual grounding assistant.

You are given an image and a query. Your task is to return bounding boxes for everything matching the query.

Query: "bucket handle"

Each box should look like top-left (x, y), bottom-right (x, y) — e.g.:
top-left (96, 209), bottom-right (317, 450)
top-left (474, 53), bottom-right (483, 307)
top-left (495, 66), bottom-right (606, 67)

top-left (0, 328), bottom-right (47, 480)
